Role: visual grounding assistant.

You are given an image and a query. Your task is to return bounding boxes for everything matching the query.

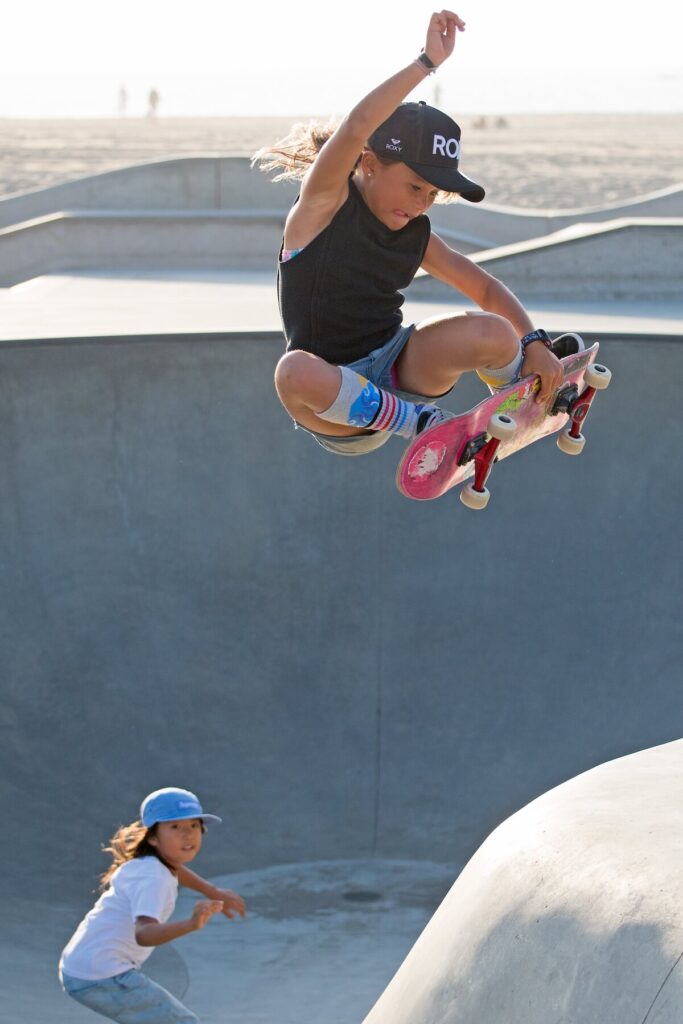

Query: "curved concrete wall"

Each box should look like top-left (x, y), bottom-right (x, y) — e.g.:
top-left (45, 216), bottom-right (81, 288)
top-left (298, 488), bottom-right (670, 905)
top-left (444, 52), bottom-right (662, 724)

top-left (432, 181), bottom-right (683, 245)
top-left (0, 210), bottom-right (284, 285)
top-left (2, 158), bottom-right (682, 293)
top-left (1, 332), bottom-right (681, 911)
top-left (1, 154), bottom-right (681, 240)
top-left (2, 208), bottom-right (683, 298)
top-left (364, 740), bottom-right (683, 1024)
top-left (0, 157), bottom-right (299, 229)
top-left (414, 218), bottom-right (683, 301)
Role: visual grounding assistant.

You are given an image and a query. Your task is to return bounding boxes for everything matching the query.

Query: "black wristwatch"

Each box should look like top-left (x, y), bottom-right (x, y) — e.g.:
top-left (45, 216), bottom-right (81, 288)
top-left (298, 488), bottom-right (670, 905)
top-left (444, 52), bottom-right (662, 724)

top-left (416, 52), bottom-right (437, 73)
top-left (520, 328), bottom-right (552, 352)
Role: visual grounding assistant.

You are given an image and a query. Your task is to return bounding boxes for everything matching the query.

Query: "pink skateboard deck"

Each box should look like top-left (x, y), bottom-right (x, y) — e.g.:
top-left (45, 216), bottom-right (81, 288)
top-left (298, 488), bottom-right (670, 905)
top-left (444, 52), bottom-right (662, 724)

top-left (396, 341), bottom-right (610, 507)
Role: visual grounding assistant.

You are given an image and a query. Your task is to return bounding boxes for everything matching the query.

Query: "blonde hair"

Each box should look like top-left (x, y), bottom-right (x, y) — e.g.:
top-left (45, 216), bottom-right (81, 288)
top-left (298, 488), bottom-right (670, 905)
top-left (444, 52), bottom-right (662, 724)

top-left (252, 119), bottom-right (458, 203)
top-left (252, 118), bottom-right (342, 183)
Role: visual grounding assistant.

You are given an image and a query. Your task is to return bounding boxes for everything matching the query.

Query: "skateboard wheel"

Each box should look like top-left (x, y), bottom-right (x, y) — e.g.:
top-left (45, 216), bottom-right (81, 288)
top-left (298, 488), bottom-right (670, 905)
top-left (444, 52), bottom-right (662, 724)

top-left (584, 363), bottom-right (611, 389)
top-left (557, 428), bottom-right (586, 455)
top-left (487, 412), bottom-right (517, 442)
top-left (460, 483), bottom-right (490, 509)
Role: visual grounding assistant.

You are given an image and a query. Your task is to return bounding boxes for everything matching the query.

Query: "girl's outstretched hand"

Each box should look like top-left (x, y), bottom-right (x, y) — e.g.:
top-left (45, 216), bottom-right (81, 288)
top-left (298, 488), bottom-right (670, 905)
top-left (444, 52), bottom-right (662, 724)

top-left (424, 10), bottom-right (466, 67)
top-left (212, 887), bottom-right (247, 920)
top-left (190, 899), bottom-right (225, 931)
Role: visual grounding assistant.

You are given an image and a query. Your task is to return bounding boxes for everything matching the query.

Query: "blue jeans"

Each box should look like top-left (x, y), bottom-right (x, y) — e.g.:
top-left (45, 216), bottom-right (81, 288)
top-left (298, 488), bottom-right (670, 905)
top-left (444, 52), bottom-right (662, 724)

top-left (61, 969), bottom-right (198, 1024)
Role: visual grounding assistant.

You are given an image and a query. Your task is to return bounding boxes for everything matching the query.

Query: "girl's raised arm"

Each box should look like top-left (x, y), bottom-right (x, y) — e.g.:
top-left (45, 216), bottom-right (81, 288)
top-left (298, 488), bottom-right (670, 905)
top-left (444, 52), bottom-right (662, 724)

top-left (299, 11), bottom-right (465, 204)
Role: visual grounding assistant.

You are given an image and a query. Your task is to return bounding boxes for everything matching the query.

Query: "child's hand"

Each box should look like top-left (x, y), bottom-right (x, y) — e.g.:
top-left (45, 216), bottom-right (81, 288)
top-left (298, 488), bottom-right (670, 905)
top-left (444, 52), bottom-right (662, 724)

top-left (212, 887), bottom-right (247, 920)
top-left (424, 10), bottom-right (466, 67)
top-left (190, 899), bottom-right (225, 931)
top-left (521, 344), bottom-right (564, 405)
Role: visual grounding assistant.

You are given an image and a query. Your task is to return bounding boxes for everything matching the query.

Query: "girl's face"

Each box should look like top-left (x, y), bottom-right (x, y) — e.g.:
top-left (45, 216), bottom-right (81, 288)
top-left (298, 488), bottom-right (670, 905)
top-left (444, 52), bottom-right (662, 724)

top-left (148, 818), bottom-right (204, 867)
top-left (358, 155), bottom-right (440, 230)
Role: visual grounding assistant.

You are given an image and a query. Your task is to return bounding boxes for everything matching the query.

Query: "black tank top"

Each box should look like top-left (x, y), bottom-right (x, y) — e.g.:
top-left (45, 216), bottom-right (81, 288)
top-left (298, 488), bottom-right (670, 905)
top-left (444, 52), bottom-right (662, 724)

top-left (277, 179), bottom-right (431, 365)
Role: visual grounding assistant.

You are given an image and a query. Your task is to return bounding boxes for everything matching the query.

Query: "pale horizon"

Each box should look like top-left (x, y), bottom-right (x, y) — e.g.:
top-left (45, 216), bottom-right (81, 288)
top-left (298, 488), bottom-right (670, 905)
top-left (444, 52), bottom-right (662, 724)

top-left (3, 0), bottom-right (683, 118)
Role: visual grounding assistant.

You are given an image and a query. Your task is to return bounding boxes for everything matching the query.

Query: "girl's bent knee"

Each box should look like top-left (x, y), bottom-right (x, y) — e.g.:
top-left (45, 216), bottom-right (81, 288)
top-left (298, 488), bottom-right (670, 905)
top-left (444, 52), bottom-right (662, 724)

top-left (482, 313), bottom-right (517, 341)
top-left (481, 314), bottom-right (519, 363)
top-left (274, 351), bottom-right (337, 400)
top-left (275, 351), bottom-right (313, 388)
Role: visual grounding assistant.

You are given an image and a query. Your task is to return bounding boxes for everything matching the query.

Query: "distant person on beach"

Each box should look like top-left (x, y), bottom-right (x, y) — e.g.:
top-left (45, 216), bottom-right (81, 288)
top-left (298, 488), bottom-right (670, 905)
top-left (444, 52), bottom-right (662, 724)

top-left (254, 11), bottom-right (581, 458)
top-left (147, 87), bottom-right (160, 118)
top-left (118, 86), bottom-right (128, 118)
top-left (59, 787), bottom-right (246, 1024)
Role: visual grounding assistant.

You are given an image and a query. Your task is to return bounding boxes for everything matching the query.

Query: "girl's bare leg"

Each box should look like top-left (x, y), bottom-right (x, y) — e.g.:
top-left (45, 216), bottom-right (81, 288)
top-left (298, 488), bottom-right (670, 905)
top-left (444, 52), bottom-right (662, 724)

top-left (275, 312), bottom-right (520, 439)
top-left (274, 351), bottom-right (370, 436)
top-left (396, 311), bottom-right (520, 396)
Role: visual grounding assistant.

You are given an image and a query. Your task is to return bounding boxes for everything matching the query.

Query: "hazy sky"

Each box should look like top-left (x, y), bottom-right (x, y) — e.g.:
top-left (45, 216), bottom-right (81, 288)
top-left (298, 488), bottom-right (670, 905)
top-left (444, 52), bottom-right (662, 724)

top-left (3, 0), bottom-right (682, 116)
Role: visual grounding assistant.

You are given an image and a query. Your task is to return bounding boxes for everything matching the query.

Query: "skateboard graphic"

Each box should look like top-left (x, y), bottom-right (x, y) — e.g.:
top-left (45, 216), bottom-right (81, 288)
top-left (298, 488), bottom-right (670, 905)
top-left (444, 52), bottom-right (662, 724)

top-left (396, 340), bottom-right (611, 509)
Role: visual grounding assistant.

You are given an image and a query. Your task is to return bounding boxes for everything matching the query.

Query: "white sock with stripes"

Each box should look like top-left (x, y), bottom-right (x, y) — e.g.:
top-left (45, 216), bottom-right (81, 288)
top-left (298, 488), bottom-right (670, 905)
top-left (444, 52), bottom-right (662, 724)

top-left (317, 367), bottom-right (426, 439)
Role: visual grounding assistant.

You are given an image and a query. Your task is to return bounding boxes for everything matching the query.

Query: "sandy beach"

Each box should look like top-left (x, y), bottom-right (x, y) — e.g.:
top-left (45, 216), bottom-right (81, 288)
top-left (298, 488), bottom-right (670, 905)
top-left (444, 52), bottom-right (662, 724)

top-left (0, 113), bottom-right (681, 210)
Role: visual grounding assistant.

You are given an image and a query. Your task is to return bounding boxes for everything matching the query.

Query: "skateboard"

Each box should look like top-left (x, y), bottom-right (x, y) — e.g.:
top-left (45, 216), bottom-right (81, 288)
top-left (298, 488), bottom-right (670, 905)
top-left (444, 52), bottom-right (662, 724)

top-left (396, 339), bottom-right (611, 509)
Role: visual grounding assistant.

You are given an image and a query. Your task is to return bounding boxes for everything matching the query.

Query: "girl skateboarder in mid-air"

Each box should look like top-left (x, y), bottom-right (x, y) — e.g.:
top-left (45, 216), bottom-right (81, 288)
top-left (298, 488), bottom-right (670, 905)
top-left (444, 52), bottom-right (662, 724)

top-left (255, 10), bottom-right (582, 457)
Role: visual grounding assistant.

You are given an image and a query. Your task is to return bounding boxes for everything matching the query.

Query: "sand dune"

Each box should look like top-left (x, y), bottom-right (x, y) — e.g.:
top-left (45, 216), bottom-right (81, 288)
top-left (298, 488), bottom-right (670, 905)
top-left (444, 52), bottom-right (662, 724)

top-left (1, 113), bottom-right (681, 210)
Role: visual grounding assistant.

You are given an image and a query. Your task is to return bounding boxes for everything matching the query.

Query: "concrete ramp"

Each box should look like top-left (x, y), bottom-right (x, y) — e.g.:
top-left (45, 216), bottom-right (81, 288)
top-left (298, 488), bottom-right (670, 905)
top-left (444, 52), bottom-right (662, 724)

top-left (0, 209), bottom-right (284, 285)
top-left (414, 218), bottom-right (683, 301)
top-left (364, 740), bottom-right (683, 1024)
top-left (1, 330), bottom-right (681, 1022)
top-left (1, 155), bottom-right (680, 239)
top-left (431, 181), bottom-right (683, 245)
top-left (0, 156), bottom-right (299, 229)
top-left (1, 159), bottom-right (682, 289)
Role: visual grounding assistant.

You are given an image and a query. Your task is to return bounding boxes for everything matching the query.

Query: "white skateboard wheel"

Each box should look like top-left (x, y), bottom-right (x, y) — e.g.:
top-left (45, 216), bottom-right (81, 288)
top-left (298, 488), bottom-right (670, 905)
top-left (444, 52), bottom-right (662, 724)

top-left (460, 483), bottom-right (490, 509)
top-left (487, 412), bottom-right (517, 442)
top-left (584, 363), bottom-right (611, 389)
top-left (557, 428), bottom-right (586, 455)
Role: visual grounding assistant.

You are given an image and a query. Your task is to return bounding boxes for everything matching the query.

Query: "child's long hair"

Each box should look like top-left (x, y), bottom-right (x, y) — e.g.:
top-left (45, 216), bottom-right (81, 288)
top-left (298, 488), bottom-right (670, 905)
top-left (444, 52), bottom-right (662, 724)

top-left (100, 819), bottom-right (169, 888)
top-left (252, 119), bottom-right (457, 203)
top-left (252, 118), bottom-right (341, 182)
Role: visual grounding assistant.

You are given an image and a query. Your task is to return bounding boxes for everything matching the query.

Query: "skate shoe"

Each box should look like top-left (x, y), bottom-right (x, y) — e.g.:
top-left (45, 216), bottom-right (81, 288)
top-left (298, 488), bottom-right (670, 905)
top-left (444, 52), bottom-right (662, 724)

top-left (415, 405), bottom-right (447, 436)
top-left (550, 333), bottom-right (585, 359)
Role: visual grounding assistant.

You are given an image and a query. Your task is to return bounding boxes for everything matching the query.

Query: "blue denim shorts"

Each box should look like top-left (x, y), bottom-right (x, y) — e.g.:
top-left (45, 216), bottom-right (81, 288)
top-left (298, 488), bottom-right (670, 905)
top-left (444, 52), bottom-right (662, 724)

top-left (298, 323), bottom-right (434, 457)
top-left (60, 968), bottom-right (198, 1024)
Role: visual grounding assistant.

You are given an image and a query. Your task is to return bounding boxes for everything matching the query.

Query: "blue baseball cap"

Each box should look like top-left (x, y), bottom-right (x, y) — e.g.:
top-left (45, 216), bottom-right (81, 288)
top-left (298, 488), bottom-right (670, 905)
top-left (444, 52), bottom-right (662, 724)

top-left (140, 788), bottom-right (222, 828)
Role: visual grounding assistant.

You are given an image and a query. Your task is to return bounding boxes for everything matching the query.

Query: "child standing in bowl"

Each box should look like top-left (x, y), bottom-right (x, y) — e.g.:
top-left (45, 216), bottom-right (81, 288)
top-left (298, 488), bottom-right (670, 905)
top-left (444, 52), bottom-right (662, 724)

top-left (59, 787), bottom-right (245, 1024)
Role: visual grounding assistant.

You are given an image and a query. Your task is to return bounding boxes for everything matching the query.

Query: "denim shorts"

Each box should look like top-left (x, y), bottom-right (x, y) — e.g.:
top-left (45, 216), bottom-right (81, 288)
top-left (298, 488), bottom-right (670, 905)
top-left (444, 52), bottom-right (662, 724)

top-left (60, 968), bottom-right (198, 1024)
top-left (298, 323), bottom-right (436, 457)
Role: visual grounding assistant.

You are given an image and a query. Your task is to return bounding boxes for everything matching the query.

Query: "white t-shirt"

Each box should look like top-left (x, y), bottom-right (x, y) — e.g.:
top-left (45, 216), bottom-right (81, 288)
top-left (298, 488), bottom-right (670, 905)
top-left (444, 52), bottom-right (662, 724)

top-left (60, 856), bottom-right (178, 980)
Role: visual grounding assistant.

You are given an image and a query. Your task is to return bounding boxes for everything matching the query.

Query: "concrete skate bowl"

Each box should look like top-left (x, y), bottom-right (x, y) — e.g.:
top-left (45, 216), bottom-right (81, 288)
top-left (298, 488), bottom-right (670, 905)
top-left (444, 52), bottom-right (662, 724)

top-left (1, 330), bottom-right (681, 1022)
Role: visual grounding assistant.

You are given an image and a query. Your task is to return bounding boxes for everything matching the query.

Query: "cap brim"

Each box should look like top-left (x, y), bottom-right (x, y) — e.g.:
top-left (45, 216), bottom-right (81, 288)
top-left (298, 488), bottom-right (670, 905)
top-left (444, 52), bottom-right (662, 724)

top-left (405, 162), bottom-right (486, 203)
top-left (146, 811), bottom-right (223, 826)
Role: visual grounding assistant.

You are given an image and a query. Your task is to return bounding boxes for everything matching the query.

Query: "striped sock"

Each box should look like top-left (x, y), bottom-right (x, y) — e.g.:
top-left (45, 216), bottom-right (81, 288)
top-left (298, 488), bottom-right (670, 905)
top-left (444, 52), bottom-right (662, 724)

top-left (370, 389), bottom-right (420, 438)
top-left (317, 367), bottom-right (422, 439)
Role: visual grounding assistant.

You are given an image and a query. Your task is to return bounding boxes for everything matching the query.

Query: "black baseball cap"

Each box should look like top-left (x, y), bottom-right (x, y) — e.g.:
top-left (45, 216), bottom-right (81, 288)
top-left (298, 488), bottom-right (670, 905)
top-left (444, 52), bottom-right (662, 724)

top-left (368, 101), bottom-right (485, 203)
